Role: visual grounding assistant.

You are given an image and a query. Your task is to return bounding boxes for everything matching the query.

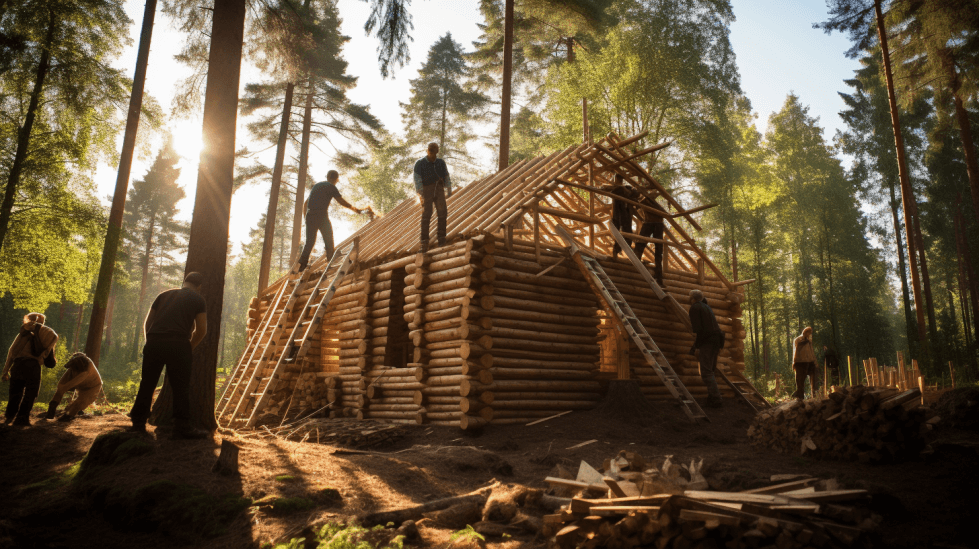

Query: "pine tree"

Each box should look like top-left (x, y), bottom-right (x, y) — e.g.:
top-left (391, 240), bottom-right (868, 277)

top-left (401, 33), bottom-right (488, 165)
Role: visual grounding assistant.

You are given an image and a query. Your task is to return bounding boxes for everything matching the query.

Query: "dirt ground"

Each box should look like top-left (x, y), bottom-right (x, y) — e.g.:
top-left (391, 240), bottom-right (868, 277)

top-left (0, 397), bottom-right (976, 549)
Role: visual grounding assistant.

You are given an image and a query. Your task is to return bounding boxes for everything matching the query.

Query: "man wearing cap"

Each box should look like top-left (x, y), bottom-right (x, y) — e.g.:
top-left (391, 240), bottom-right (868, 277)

top-left (688, 289), bottom-right (724, 408)
top-left (297, 170), bottom-right (365, 272)
top-left (129, 272), bottom-right (208, 438)
top-left (414, 142), bottom-right (452, 253)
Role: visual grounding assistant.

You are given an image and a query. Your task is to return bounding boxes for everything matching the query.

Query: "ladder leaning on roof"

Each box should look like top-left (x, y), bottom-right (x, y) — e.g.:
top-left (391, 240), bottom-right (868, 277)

top-left (554, 225), bottom-right (708, 423)
top-left (216, 269), bottom-right (308, 425)
top-left (238, 241), bottom-right (356, 428)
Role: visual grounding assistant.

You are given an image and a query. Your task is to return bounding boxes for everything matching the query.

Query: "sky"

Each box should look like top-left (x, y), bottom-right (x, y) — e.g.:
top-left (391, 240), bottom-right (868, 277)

top-left (98, 0), bottom-right (861, 259)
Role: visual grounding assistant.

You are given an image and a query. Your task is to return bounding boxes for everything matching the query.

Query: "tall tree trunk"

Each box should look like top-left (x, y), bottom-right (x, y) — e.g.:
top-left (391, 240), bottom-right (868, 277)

top-left (0, 12), bottom-right (56, 252)
top-left (912, 209), bottom-right (938, 369)
top-left (84, 0), bottom-right (157, 366)
top-left (258, 82), bottom-right (295, 292)
top-left (150, 0), bottom-right (246, 432)
top-left (72, 303), bottom-right (85, 351)
top-left (949, 66), bottom-right (979, 221)
top-left (103, 289), bottom-right (117, 352)
top-left (130, 212), bottom-right (158, 362)
top-left (874, 0), bottom-right (927, 346)
top-left (497, 0), bottom-right (514, 171)
top-left (955, 214), bottom-right (974, 350)
top-left (291, 86), bottom-right (313, 264)
top-left (957, 207), bottom-right (979, 350)
top-left (889, 182), bottom-right (915, 346)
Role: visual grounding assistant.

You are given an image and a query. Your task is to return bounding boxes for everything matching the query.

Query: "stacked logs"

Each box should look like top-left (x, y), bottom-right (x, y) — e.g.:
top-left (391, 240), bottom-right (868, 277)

top-left (597, 256), bottom-right (739, 401)
top-left (363, 257), bottom-right (424, 424)
top-left (546, 488), bottom-right (877, 549)
top-left (748, 387), bottom-right (931, 463)
top-left (314, 267), bottom-right (370, 419)
top-left (405, 236), bottom-right (497, 428)
top-left (469, 240), bottom-right (604, 426)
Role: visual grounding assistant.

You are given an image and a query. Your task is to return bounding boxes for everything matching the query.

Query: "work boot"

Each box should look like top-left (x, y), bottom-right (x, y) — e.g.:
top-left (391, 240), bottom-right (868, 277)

top-left (12, 416), bottom-right (30, 427)
top-left (2, 416), bottom-right (13, 425)
top-left (297, 262), bottom-right (307, 273)
top-left (172, 426), bottom-right (210, 440)
top-left (45, 401), bottom-right (58, 420)
top-left (57, 414), bottom-right (75, 423)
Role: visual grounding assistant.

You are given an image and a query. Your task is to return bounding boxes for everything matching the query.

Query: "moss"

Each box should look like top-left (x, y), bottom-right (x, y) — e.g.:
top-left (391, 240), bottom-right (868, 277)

top-left (15, 461), bottom-right (82, 495)
top-left (100, 480), bottom-right (251, 540)
top-left (275, 474), bottom-right (298, 483)
top-left (77, 431), bottom-right (153, 479)
top-left (274, 522), bottom-right (405, 549)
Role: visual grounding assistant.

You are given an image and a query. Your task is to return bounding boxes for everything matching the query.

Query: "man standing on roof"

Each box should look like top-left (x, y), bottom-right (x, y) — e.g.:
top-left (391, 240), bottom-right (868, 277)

top-left (633, 196), bottom-right (667, 285)
top-left (688, 289), bottom-right (724, 409)
top-left (608, 175), bottom-right (639, 259)
top-left (414, 142), bottom-right (452, 254)
top-left (297, 170), bottom-right (365, 272)
top-left (129, 272), bottom-right (208, 439)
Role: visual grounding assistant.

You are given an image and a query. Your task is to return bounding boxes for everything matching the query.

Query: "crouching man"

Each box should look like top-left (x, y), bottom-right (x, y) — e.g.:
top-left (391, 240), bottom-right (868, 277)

top-left (47, 352), bottom-right (103, 422)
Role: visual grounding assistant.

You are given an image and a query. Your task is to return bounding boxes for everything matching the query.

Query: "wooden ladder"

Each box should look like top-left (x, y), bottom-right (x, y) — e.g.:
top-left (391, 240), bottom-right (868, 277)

top-left (216, 271), bottom-right (308, 425)
top-left (717, 366), bottom-right (771, 411)
top-left (607, 222), bottom-right (692, 331)
top-left (238, 242), bottom-right (356, 428)
top-left (555, 226), bottom-right (708, 423)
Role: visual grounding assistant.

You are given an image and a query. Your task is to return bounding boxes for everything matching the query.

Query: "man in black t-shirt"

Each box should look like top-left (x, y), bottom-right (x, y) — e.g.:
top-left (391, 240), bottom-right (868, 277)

top-left (129, 272), bottom-right (208, 438)
top-left (688, 289), bottom-right (724, 409)
top-left (297, 170), bottom-right (364, 271)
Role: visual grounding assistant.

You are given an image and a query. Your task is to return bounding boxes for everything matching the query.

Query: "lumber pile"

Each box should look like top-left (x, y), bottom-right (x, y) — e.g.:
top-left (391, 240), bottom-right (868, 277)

top-left (748, 387), bottom-right (932, 463)
top-left (541, 453), bottom-right (878, 548)
top-left (545, 484), bottom-right (878, 549)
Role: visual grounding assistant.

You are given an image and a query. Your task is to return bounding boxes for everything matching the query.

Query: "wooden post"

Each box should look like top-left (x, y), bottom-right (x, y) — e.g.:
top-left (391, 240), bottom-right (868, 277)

top-left (897, 351), bottom-right (907, 390)
top-left (533, 201), bottom-right (541, 264)
top-left (823, 361), bottom-right (828, 397)
top-left (588, 163), bottom-right (595, 251)
top-left (212, 439), bottom-right (240, 476)
top-left (918, 376), bottom-right (925, 406)
top-left (949, 360), bottom-right (956, 388)
top-left (847, 356), bottom-right (854, 387)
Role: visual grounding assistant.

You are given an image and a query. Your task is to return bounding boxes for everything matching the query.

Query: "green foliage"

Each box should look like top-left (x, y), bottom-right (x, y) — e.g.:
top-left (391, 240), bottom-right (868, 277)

top-left (344, 136), bottom-right (413, 217)
top-left (273, 522), bottom-right (405, 549)
top-left (401, 33), bottom-right (488, 166)
top-left (15, 460), bottom-right (81, 494)
top-left (450, 525), bottom-right (485, 543)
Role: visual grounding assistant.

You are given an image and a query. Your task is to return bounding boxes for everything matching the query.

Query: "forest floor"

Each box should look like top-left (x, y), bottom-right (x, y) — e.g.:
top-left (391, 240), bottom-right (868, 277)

top-left (0, 396), bottom-right (976, 549)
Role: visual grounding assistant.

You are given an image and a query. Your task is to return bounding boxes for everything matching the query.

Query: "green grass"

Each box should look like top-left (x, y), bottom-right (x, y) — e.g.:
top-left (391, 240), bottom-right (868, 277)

top-left (15, 460), bottom-right (82, 495)
top-left (274, 474), bottom-right (299, 483)
top-left (271, 522), bottom-right (405, 549)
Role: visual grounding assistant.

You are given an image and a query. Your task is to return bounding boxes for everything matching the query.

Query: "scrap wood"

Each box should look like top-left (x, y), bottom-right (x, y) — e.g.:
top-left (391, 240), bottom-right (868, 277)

top-left (359, 483), bottom-right (497, 527)
top-left (544, 476), bottom-right (607, 493)
top-left (566, 439), bottom-right (598, 450)
top-left (526, 410), bottom-right (573, 425)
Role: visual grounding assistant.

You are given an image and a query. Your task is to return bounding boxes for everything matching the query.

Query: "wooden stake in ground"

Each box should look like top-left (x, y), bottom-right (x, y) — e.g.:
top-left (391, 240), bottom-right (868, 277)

top-left (212, 439), bottom-right (240, 476)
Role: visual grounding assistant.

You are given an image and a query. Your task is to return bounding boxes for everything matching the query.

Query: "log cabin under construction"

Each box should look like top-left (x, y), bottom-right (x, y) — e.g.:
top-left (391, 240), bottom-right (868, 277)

top-left (217, 132), bottom-right (768, 430)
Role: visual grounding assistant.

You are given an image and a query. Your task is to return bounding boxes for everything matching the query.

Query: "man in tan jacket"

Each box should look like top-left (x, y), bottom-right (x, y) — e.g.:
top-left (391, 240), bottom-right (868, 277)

top-left (792, 327), bottom-right (817, 400)
top-left (3, 313), bottom-right (58, 426)
top-left (47, 353), bottom-right (103, 422)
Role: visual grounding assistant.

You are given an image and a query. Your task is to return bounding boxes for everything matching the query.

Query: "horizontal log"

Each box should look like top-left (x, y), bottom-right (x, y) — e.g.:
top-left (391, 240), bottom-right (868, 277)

top-left (489, 306), bottom-right (600, 327)
top-left (490, 317), bottom-right (600, 337)
top-left (487, 400), bottom-right (596, 410)
top-left (491, 391), bottom-right (601, 401)
top-left (489, 367), bottom-right (596, 380)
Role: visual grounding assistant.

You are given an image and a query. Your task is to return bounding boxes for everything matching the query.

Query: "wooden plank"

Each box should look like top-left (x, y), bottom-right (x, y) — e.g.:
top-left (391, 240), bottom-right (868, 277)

top-left (742, 478), bottom-right (818, 495)
top-left (566, 439), bottom-right (598, 450)
top-left (526, 410), bottom-right (573, 425)
top-left (678, 509), bottom-right (742, 526)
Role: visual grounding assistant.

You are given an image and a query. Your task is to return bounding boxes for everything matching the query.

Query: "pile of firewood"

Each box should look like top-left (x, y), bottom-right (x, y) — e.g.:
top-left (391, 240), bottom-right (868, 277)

top-left (545, 477), bottom-right (879, 549)
top-left (748, 387), bottom-right (936, 463)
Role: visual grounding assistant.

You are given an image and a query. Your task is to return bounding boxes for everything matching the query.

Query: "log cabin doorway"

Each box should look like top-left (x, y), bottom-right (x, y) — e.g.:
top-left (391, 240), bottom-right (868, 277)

top-left (384, 267), bottom-right (413, 367)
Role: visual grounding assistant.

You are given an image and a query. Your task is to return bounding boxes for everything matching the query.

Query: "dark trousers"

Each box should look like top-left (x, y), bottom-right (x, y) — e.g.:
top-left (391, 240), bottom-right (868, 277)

top-left (793, 361), bottom-right (817, 399)
top-left (130, 339), bottom-right (192, 426)
top-left (611, 205), bottom-right (632, 257)
top-left (298, 211), bottom-right (334, 268)
top-left (697, 342), bottom-right (722, 400)
top-left (420, 183), bottom-right (447, 248)
top-left (5, 375), bottom-right (40, 420)
top-left (635, 221), bottom-right (664, 275)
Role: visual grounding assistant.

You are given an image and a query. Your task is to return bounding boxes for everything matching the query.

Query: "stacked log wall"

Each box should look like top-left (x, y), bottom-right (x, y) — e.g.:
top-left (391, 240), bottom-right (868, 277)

top-left (471, 239), bottom-right (604, 425)
top-left (363, 257), bottom-right (424, 424)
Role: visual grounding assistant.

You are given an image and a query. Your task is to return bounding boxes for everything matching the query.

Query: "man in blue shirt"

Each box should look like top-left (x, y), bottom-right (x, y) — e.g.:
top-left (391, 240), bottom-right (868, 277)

top-left (413, 142), bottom-right (452, 253)
top-left (298, 170), bottom-right (364, 271)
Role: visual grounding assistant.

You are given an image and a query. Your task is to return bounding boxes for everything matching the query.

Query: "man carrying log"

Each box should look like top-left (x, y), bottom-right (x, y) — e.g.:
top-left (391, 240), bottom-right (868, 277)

top-left (414, 142), bottom-right (452, 253)
top-left (129, 272), bottom-right (208, 439)
top-left (823, 345), bottom-right (840, 387)
top-left (46, 352), bottom-right (103, 422)
top-left (297, 170), bottom-right (365, 272)
top-left (792, 327), bottom-right (817, 400)
top-left (688, 289), bottom-right (723, 408)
